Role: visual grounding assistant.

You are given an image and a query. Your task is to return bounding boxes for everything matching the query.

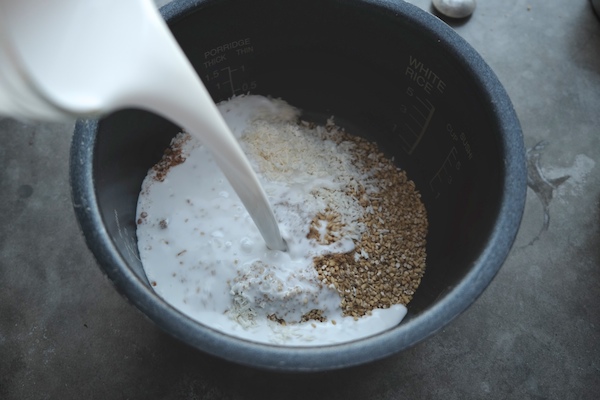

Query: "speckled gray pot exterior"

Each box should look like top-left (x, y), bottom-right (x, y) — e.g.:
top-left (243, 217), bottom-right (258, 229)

top-left (70, 0), bottom-right (527, 371)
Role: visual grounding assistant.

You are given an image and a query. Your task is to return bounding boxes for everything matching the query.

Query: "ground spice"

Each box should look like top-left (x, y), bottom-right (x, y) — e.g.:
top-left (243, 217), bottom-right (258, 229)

top-left (151, 133), bottom-right (190, 182)
top-left (300, 309), bottom-right (327, 323)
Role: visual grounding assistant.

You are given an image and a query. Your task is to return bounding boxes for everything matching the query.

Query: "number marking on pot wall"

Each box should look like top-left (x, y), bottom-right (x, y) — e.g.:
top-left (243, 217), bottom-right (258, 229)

top-left (397, 90), bottom-right (436, 155)
top-left (429, 146), bottom-right (461, 199)
top-left (399, 55), bottom-right (476, 199)
top-left (202, 37), bottom-right (257, 98)
top-left (447, 123), bottom-right (474, 161)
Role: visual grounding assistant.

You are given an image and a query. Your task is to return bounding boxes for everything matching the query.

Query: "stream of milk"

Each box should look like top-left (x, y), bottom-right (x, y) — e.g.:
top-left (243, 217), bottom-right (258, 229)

top-left (0, 0), bottom-right (286, 250)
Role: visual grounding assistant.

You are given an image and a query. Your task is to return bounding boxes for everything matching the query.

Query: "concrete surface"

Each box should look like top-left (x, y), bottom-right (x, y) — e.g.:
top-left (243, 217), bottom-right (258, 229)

top-left (1, 0), bottom-right (599, 398)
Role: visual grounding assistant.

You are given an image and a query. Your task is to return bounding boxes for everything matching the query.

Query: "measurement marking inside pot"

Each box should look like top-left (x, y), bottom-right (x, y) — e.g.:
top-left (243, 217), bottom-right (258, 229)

top-left (399, 97), bottom-right (435, 154)
top-left (429, 146), bottom-right (460, 198)
top-left (221, 66), bottom-right (238, 96)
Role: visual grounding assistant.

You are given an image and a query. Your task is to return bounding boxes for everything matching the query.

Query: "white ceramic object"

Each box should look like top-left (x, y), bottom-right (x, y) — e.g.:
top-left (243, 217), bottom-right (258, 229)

top-left (432, 0), bottom-right (477, 19)
top-left (0, 0), bottom-right (169, 120)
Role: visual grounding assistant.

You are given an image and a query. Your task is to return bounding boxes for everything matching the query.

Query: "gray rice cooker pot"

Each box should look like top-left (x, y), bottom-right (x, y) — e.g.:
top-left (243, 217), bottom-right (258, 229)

top-left (70, 0), bottom-right (526, 371)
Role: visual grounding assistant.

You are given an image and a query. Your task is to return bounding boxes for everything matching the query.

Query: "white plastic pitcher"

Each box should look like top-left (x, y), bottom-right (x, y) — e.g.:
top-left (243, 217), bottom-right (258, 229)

top-left (0, 0), bottom-right (195, 121)
top-left (0, 0), bottom-right (288, 251)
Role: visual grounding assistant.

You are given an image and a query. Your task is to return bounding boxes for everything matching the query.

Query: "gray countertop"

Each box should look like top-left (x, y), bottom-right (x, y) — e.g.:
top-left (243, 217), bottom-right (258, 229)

top-left (1, 0), bottom-right (599, 398)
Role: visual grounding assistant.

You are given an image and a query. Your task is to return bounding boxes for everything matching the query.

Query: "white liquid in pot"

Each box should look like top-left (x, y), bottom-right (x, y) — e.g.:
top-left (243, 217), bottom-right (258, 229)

top-left (136, 95), bottom-right (408, 345)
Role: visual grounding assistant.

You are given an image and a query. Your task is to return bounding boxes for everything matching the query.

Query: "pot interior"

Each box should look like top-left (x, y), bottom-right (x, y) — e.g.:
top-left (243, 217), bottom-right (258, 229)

top-left (91, 0), bottom-right (507, 324)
